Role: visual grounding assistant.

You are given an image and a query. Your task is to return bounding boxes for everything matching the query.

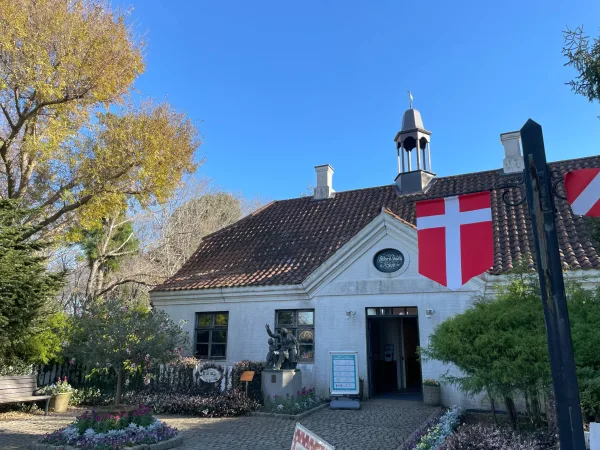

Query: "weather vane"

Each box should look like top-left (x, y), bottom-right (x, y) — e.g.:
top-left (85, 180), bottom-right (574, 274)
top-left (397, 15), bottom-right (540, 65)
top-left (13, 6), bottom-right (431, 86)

top-left (408, 91), bottom-right (413, 109)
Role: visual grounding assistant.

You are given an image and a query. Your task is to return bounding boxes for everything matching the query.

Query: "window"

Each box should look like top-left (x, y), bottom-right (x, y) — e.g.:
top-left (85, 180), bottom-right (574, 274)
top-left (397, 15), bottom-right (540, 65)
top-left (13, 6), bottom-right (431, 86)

top-left (275, 309), bottom-right (314, 362)
top-left (195, 312), bottom-right (229, 359)
top-left (366, 307), bottom-right (418, 316)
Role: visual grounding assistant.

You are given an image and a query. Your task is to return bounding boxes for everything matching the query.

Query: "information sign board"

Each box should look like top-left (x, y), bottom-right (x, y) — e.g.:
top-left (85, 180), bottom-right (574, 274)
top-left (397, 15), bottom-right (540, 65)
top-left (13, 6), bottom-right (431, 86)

top-left (329, 351), bottom-right (359, 396)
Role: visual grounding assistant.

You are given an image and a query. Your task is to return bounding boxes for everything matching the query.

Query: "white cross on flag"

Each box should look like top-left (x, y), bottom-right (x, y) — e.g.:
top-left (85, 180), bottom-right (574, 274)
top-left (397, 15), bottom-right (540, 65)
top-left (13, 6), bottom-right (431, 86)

top-left (564, 168), bottom-right (600, 217)
top-left (416, 192), bottom-right (494, 290)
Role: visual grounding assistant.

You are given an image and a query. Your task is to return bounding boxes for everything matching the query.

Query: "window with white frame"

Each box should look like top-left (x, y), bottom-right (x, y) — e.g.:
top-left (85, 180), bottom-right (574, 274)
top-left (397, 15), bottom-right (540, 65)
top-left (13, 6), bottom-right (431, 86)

top-left (195, 312), bottom-right (228, 359)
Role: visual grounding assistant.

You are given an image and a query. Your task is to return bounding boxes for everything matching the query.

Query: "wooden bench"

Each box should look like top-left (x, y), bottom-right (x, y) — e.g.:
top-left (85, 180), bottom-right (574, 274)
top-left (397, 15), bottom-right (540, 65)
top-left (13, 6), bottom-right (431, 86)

top-left (0, 375), bottom-right (51, 415)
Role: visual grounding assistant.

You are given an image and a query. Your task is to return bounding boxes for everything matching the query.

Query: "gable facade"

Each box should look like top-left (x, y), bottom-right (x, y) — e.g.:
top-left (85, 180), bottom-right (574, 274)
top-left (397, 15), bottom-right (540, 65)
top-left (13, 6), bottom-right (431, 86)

top-left (154, 210), bottom-right (513, 407)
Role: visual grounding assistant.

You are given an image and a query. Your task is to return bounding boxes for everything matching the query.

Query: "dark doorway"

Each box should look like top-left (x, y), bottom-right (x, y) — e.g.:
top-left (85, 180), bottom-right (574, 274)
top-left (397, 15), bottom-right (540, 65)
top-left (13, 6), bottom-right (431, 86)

top-left (366, 308), bottom-right (422, 396)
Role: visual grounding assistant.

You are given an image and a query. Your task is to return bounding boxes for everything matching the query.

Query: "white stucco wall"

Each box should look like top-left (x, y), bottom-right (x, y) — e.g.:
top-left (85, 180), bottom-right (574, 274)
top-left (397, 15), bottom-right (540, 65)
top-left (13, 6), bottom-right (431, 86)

top-left (152, 212), bottom-right (494, 409)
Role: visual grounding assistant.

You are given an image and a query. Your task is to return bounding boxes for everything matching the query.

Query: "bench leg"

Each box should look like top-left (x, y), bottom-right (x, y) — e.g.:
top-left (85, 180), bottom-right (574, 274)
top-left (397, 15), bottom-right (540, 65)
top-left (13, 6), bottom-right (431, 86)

top-left (44, 398), bottom-right (49, 416)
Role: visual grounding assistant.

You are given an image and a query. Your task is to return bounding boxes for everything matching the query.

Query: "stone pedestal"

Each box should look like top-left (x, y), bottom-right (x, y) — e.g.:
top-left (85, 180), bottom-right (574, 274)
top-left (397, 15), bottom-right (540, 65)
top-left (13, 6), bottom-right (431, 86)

top-left (261, 369), bottom-right (302, 405)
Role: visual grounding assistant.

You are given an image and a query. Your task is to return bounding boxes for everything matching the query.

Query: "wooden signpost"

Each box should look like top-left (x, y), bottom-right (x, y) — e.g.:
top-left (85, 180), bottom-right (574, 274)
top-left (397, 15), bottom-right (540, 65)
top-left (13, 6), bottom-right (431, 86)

top-left (521, 119), bottom-right (585, 449)
top-left (240, 371), bottom-right (255, 397)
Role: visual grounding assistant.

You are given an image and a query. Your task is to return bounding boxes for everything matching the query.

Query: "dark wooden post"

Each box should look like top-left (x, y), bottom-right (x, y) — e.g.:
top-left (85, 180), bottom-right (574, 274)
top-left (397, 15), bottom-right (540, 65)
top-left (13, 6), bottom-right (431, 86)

top-left (520, 119), bottom-right (585, 449)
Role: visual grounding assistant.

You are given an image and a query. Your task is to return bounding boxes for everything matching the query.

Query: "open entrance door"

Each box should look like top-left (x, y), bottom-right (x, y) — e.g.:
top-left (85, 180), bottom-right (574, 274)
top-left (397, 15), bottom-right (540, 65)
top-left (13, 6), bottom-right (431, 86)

top-left (366, 307), bottom-right (422, 397)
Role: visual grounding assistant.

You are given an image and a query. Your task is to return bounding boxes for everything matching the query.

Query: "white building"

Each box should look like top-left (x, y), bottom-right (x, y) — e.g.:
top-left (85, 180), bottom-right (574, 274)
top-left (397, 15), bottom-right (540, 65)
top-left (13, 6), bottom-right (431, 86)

top-left (151, 107), bottom-right (600, 408)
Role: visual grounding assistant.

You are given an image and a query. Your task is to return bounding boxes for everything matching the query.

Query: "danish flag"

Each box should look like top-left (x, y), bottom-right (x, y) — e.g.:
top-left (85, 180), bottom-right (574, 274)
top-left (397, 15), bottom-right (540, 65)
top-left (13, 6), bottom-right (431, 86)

top-left (416, 192), bottom-right (494, 290)
top-left (564, 168), bottom-right (600, 217)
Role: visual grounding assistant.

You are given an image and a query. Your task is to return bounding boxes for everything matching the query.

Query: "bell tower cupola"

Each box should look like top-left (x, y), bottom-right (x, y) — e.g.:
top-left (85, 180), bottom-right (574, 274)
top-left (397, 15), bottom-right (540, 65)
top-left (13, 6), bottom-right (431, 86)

top-left (393, 92), bottom-right (435, 194)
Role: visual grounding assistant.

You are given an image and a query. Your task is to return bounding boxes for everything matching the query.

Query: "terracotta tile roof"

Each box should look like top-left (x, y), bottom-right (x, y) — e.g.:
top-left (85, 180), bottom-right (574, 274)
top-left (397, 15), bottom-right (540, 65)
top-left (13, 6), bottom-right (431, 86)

top-left (153, 155), bottom-right (600, 292)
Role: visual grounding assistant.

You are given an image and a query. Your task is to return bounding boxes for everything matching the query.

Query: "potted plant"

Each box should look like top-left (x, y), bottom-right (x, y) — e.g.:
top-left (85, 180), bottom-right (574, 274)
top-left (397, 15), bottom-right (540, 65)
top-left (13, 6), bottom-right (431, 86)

top-left (40, 377), bottom-right (73, 412)
top-left (423, 379), bottom-right (441, 406)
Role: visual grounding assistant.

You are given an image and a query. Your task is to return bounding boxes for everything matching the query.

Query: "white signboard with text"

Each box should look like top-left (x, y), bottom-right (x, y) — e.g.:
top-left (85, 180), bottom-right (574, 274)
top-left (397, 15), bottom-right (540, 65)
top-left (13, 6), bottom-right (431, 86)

top-left (329, 351), bottom-right (359, 396)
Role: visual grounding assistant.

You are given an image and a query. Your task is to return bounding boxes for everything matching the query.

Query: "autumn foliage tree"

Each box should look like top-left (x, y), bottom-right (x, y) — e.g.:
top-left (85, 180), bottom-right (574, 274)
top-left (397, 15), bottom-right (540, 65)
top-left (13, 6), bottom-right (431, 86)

top-left (0, 0), bottom-right (200, 240)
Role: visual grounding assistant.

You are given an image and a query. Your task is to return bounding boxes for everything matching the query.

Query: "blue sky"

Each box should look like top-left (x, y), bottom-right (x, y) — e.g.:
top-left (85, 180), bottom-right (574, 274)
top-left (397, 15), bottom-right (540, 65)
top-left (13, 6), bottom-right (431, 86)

top-left (117, 0), bottom-right (599, 201)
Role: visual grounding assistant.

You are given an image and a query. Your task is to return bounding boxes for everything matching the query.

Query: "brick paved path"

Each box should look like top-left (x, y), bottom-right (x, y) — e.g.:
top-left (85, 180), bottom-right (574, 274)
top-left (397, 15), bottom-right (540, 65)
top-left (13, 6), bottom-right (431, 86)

top-left (0, 399), bottom-right (437, 450)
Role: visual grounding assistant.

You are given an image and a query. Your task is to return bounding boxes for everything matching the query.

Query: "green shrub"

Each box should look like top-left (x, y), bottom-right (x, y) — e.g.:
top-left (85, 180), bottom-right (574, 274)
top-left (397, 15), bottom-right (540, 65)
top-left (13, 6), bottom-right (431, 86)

top-left (421, 274), bottom-right (550, 428)
top-left (421, 275), bottom-right (600, 427)
top-left (70, 387), bottom-right (115, 406)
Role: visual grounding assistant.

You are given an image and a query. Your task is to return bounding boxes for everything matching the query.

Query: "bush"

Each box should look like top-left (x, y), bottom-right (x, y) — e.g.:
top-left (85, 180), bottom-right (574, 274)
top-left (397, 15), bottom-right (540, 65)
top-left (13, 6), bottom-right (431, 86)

top-left (578, 367), bottom-right (600, 423)
top-left (231, 360), bottom-right (264, 403)
top-left (70, 387), bottom-right (115, 407)
top-left (440, 423), bottom-right (556, 450)
top-left (0, 358), bottom-right (32, 376)
top-left (129, 390), bottom-right (259, 417)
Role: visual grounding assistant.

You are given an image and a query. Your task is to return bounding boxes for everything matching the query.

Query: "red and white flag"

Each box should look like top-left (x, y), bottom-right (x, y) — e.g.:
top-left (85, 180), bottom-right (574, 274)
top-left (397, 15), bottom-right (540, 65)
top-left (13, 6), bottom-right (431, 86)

top-left (564, 168), bottom-right (600, 217)
top-left (416, 192), bottom-right (494, 290)
top-left (291, 423), bottom-right (334, 450)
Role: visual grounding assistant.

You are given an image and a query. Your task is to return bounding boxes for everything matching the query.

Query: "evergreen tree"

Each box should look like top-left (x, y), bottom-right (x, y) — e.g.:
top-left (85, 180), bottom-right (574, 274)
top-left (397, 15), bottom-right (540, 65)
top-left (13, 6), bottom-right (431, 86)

top-left (0, 201), bottom-right (64, 363)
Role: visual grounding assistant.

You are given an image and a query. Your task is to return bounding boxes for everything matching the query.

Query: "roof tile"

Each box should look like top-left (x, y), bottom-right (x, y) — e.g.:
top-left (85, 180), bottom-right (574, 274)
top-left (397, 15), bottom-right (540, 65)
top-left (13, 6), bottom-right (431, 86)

top-left (153, 155), bottom-right (600, 292)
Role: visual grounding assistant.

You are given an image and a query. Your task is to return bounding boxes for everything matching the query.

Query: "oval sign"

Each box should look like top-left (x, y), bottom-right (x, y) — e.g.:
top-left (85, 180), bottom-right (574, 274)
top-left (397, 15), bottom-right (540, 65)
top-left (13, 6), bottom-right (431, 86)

top-left (199, 367), bottom-right (222, 383)
top-left (373, 249), bottom-right (405, 273)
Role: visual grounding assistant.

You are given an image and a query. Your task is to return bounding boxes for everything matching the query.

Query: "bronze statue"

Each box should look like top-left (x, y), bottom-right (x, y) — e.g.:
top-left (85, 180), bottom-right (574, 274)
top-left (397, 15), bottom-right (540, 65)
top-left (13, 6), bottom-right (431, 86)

top-left (265, 324), bottom-right (299, 370)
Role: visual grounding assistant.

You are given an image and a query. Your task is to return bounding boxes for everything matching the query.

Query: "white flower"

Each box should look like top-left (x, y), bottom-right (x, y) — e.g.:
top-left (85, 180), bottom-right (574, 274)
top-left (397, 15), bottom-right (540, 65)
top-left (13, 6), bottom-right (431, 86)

top-left (84, 428), bottom-right (96, 438)
top-left (202, 409), bottom-right (209, 415)
top-left (107, 429), bottom-right (124, 437)
top-left (277, 404), bottom-right (284, 410)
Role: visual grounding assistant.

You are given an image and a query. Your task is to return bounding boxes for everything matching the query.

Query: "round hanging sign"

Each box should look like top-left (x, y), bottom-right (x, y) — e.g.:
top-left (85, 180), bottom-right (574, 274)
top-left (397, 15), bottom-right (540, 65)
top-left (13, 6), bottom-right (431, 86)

top-left (373, 248), bottom-right (405, 273)
top-left (199, 367), bottom-right (223, 383)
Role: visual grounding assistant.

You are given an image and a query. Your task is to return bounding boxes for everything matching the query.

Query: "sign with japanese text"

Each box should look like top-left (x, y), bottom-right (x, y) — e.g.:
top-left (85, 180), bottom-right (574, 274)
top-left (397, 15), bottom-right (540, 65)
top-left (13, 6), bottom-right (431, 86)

top-left (329, 351), bottom-right (359, 396)
top-left (290, 423), bottom-right (335, 450)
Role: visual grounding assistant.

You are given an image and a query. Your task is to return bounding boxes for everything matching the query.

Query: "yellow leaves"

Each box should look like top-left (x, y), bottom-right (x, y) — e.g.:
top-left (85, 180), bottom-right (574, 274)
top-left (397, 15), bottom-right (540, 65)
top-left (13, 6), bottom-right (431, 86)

top-left (77, 191), bottom-right (127, 229)
top-left (0, 0), bottom-right (200, 242)
top-left (0, 0), bottom-right (144, 110)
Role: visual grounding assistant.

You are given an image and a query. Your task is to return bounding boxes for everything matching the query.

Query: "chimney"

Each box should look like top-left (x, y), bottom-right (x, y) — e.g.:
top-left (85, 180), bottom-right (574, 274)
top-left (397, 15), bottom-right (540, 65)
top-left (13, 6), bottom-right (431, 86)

top-left (313, 164), bottom-right (335, 200)
top-left (501, 131), bottom-right (524, 174)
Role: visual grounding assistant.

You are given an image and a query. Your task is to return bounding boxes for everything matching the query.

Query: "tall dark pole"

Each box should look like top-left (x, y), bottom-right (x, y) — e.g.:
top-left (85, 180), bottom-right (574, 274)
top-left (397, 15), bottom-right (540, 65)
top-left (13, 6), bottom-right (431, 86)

top-left (521, 119), bottom-right (585, 449)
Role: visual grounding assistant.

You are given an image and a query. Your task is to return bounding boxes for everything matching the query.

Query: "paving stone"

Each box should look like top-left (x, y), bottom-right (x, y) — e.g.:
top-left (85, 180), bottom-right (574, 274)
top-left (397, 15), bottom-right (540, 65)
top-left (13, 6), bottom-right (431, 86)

top-left (0, 399), bottom-right (437, 450)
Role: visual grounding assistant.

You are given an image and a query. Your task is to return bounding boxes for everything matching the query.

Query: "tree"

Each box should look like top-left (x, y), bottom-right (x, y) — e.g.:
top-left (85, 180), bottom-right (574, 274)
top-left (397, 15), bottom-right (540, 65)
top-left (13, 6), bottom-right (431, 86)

top-left (79, 214), bottom-right (140, 300)
top-left (153, 191), bottom-right (245, 277)
top-left (0, 0), bottom-right (200, 240)
top-left (563, 26), bottom-right (600, 103)
top-left (421, 274), bottom-right (551, 428)
top-left (0, 200), bottom-right (64, 363)
top-left (66, 298), bottom-right (189, 405)
top-left (422, 274), bottom-right (600, 426)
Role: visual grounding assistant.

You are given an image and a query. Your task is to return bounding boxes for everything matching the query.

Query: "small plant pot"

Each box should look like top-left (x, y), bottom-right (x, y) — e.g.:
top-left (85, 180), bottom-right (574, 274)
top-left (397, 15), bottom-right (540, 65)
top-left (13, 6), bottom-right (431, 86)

top-left (49, 392), bottom-right (72, 412)
top-left (423, 385), bottom-right (441, 406)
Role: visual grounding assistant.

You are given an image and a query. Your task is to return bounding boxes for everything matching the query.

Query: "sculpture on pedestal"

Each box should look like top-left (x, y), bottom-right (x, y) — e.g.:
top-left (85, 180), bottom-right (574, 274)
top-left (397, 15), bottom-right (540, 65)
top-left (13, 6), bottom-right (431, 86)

top-left (265, 324), bottom-right (299, 370)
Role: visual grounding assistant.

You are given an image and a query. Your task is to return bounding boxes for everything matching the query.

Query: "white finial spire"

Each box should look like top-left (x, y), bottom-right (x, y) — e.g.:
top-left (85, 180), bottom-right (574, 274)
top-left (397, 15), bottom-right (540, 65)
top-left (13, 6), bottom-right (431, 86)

top-left (408, 91), bottom-right (413, 109)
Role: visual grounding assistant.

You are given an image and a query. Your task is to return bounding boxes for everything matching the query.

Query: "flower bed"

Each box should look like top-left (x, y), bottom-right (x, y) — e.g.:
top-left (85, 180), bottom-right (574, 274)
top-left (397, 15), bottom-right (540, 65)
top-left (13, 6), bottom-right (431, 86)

top-left (262, 387), bottom-right (326, 415)
top-left (129, 390), bottom-right (259, 417)
top-left (403, 406), bottom-right (464, 450)
top-left (39, 404), bottom-right (178, 449)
